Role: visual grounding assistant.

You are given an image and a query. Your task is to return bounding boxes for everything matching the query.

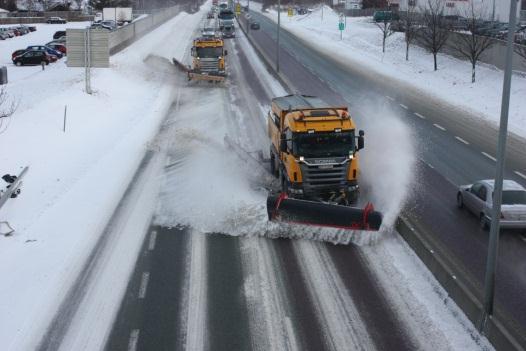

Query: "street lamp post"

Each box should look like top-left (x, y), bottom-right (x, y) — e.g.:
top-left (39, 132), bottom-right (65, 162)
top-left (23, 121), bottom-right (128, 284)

top-left (277, 0), bottom-right (281, 72)
top-left (479, 0), bottom-right (518, 333)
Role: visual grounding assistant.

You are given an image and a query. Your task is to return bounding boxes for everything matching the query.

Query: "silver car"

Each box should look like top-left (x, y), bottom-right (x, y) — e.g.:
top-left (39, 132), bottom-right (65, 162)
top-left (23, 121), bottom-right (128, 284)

top-left (457, 179), bottom-right (526, 231)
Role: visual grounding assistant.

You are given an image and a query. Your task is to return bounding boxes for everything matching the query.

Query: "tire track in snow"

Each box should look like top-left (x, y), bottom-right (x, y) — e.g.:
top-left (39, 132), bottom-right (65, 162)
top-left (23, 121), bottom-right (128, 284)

top-left (294, 240), bottom-right (375, 351)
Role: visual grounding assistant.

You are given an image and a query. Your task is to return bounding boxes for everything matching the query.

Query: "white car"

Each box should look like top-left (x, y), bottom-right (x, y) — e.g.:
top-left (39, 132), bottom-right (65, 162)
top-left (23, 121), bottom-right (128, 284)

top-left (457, 179), bottom-right (526, 231)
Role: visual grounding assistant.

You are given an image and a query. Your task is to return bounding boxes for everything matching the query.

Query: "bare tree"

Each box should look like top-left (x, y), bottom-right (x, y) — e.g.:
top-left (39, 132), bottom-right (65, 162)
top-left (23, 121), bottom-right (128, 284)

top-left (376, 19), bottom-right (394, 53)
top-left (419, 0), bottom-right (450, 71)
top-left (403, 0), bottom-right (419, 61)
top-left (0, 87), bottom-right (17, 134)
top-left (451, 1), bottom-right (494, 83)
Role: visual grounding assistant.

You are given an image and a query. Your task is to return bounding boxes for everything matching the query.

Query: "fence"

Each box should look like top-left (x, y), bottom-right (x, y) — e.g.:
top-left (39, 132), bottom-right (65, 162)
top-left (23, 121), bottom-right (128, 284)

top-left (0, 16), bottom-right (93, 24)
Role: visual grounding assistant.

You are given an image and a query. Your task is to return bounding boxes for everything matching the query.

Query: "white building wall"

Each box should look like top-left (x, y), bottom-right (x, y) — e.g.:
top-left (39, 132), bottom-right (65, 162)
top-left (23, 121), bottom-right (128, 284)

top-left (398, 0), bottom-right (521, 22)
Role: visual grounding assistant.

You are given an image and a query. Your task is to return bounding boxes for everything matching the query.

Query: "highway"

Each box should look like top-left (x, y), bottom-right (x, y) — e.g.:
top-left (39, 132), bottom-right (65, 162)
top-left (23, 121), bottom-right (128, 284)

top-left (242, 8), bottom-right (526, 342)
top-left (101, 11), bottom-right (496, 350)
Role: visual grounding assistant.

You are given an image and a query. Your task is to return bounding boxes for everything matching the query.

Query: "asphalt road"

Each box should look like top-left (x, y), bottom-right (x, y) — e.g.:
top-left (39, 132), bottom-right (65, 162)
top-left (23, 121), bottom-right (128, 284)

top-left (244, 9), bottom-right (526, 340)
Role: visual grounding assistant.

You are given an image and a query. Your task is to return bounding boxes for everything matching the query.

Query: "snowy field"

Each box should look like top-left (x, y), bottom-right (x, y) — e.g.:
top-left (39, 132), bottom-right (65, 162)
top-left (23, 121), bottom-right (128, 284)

top-left (0, 11), bottom-right (203, 350)
top-left (255, 4), bottom-right (526, 139)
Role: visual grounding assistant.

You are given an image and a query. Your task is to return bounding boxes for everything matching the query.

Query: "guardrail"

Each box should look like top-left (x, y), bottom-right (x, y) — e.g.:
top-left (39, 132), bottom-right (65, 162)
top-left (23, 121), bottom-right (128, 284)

top-left (237, 14), bottom-right (526, 351)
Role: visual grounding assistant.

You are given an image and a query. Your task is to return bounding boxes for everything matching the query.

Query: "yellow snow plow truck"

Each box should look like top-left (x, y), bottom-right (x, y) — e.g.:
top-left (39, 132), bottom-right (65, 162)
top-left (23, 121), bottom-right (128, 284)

top-left (172, 36), bottom-right (227, 82)
top-left (266, 94), bottom-right (383, 231)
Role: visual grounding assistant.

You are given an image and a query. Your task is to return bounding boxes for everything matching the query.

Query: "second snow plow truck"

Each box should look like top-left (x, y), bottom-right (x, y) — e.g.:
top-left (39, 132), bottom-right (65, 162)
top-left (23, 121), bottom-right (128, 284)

top-left (172, 36), bottom-right (227, 82)
top-left (267, 94), bottom-right (383, 231)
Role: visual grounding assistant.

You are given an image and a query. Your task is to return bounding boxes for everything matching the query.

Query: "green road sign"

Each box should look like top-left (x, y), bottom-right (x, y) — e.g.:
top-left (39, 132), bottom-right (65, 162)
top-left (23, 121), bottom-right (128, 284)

top-left (339, 22), bottom-right (345, 30)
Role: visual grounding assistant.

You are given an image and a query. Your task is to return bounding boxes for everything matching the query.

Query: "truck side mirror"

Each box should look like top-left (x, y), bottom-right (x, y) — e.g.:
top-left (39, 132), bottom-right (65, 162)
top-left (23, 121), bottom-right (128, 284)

top-left (357, 130), bottom-right (365, 150)
top-left (280, 134), bottom-right (287, 152)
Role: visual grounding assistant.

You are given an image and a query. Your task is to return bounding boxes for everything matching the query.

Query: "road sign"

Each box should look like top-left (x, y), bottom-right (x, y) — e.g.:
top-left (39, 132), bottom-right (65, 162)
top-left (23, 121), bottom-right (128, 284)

top-left (235, 3), bottom-right (241, 15)
top-left (339, 22), bottom-right (345, 30)
top-left (288, 7), bottom-right (293, 17)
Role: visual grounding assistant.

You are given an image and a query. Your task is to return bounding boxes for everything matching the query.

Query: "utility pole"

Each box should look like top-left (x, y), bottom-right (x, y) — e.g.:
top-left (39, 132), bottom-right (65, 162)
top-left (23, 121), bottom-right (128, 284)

top-left (479, 0), bottom-right (518, 334)
top-left (491, 0), bottom-right (496, 21)
top-left (277, 0), bottom-right (281, 72)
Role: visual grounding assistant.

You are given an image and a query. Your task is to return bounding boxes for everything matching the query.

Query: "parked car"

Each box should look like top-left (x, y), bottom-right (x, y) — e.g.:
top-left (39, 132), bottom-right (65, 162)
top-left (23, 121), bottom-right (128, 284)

top-left (26, 45), bottom-right (63, 59)
top-left (16, 26), bottom-right (30, 35)
top-left (101, 20), bottom-right (117, 30)
top-left (90, 23), bottom-right (113, 30)
top-left (47, 17), bottom-right (67, 24)
top-left (46, 43), bottom-right (66, 54)
top-left (53, 31), bottom-right (66, 39)
top-left (12, 50), bottom-right (56, 66)
top-left (0, 32), bottom-right (9, 40)
top-left (250, 21), bottom-right (260, 30)
top-left (11, 49), bottom-right (27, 60)
top-left (28, 25), bottom-right (37, 32)
top-left (457, 179), bottom-right (526, 231)
top-left (46, 39), bottom-right (66, 47)
top-left (9, 27), bottom-right (21, 36)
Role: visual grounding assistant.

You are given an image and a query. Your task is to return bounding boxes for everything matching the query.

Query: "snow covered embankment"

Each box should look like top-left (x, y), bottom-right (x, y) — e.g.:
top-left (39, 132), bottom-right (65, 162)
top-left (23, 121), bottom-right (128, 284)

top-left (0, 9), bottom-right (204, 351)
top-left (258, 4), bottom-right (526, 139)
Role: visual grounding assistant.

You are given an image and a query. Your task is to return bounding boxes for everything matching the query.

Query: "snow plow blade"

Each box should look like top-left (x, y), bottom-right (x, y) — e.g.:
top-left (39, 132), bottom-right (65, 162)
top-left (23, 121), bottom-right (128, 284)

top-left (187, 71), bottom-right (225, 82)
top-left (267, 193), bottom-right (383, 231)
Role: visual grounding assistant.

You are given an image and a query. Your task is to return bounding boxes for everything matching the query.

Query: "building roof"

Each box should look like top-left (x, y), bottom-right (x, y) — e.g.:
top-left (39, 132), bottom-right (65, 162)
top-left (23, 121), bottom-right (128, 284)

top-left (0, 8), bottom-right (9, 13)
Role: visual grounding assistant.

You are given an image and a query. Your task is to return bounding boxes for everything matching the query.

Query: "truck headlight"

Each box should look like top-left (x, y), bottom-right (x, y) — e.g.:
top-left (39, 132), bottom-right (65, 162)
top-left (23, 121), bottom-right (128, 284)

top-left (289, 188), bottom-right (303, 194)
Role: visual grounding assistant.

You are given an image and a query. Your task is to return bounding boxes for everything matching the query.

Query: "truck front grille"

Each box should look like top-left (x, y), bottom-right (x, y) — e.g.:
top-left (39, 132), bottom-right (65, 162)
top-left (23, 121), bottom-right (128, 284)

top-left (299, 160), bottom-right (349, 194)
top-left (199, 58), bottom-right (220, 72)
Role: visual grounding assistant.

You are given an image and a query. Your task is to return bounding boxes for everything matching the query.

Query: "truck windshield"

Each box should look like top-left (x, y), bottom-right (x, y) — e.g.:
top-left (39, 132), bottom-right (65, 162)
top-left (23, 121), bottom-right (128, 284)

top-left (196, 47), bottom-right (223, 57)
top-left (293, 131), bottom-right (355, 158)
top-left (219, 11), bottom-right (234, 19)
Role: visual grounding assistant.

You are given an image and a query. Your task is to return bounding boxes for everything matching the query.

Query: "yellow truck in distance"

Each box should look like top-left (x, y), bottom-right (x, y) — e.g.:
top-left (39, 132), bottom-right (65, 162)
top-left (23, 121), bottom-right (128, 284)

top-left (173, 36), bottom-right (227, 82)
top-left (266, 94), bottom-right (382, 231)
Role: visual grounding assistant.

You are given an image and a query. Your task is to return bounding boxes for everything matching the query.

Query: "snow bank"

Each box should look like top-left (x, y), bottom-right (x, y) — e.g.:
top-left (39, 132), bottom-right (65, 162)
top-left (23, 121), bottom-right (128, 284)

top-left (0, 9), bottom-right (203, 350)
top-left (259, 5), bottom-right (526, 139)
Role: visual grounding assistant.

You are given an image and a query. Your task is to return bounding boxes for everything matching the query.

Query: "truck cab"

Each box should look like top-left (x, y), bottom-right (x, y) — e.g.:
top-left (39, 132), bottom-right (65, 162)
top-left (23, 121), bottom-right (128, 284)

top-left (191, 37), bottom-right (227, 76)
top-left (268, 95), bottom-right (364, 204)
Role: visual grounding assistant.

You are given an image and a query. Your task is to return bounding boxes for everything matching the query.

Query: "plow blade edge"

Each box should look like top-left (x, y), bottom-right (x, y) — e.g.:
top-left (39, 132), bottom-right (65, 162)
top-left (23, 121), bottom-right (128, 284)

top-left (267, 193), bottom-right (383, 231)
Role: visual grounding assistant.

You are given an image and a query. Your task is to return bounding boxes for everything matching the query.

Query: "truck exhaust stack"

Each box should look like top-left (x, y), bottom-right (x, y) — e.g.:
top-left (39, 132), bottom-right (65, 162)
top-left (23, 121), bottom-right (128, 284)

top-left (267, 193), bottom-right (383, 231)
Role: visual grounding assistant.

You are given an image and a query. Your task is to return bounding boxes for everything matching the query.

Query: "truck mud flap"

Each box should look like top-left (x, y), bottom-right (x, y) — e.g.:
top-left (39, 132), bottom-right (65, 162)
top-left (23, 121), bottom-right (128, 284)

top-left (267, 193), bottom-right (383, 231)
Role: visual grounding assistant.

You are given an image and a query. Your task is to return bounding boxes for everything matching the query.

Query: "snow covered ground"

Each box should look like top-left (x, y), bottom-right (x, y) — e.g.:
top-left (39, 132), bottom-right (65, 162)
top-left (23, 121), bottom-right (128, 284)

top-left (255, 4), bottom-right (526, 139)
top-left (0, 10), bottom-right (204, 350)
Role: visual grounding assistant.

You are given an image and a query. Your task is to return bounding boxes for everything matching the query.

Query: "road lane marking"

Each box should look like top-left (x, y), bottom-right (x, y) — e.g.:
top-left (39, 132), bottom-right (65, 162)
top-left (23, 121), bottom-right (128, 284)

top-left (128, 329), bottom-right (140, 351)
top-left (481, 152), bottom-right (497, 162)
top-left (138, 272), bottom-right (150, 299)
top-left (455, 136), bottom-right (469, 145)
top-left (433, 123), bottom-right (446, 131)
top-left (148, 230), bottom-right (157, 251)
top-left (399, 103), bottom-right (408, 109)
top-left (386, 95), bottom-right (395, 101)
top-left (414, 112), bottom-right (426, 119)
top-left (514, 171), bottom-right (526, 180)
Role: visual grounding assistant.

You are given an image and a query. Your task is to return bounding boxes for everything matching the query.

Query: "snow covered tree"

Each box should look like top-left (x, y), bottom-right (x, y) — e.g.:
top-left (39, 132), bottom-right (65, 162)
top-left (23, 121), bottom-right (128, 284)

top-left (0, 87), bottom-right (17, 134)
top-left (5, 0), bottom-right (17, 11)
top-left (376, 18), bottom-right (394, 53)
top-left (451, 1), bottom-right (494, 83)
top-left (402, 0), bottom-right (418, 61)
top-left (418, 0), bottom-right (450, 71)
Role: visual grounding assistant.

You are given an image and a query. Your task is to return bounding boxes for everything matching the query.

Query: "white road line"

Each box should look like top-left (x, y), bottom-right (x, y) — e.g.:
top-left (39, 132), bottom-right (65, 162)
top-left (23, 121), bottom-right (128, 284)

top-left (138, 272), bottom-right (150, 299)
top-left (399, 103), bottom-right (408, 110)
top-left (455, 136), bottom-right (469, 145)
top-left (433, 123), bottom-right (446, 131)
top-left (128, 329), bottom-right (140, 351)
top-left (514, 171), bottom-right (526, 180)
top-left (481, 152), bottom-right (497, 162)
top-left (386, 95), bottom-right (395, 101)
top-left (414, 112), bottom-right (426, 119)
top-left (148, 230), bottom-right (158, 251)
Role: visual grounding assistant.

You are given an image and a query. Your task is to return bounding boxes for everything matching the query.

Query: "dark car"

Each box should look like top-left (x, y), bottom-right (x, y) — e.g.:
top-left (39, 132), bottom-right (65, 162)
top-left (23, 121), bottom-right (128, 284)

top-left (12, 50), bottom-right (55, 66)
top-left (26, 45), bottom-right (63, 59)
top-left (28, 26), bottom-right (37, 32)
top-left (47, 17), bottom-right (67, 24)
top-left (53, 31), bottom-right (66, 39)
top-left (250, 22), bottom-right (260, 30)
top-left (373, 11), bottom-right (398, 22)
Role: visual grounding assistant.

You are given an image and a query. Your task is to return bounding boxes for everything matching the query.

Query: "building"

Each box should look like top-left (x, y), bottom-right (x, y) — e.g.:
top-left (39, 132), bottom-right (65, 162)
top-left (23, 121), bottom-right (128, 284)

top-left (0, 8), bottom-right (8, 17)
top-left (398, 0), bottom-right (524, 22)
